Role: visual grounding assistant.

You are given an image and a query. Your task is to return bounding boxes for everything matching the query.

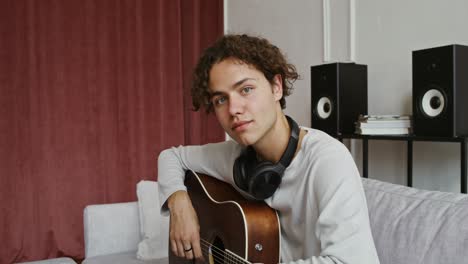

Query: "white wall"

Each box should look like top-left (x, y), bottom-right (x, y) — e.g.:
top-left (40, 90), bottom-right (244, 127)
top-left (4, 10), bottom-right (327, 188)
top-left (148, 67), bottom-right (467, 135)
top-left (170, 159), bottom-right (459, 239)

top-left (356, 0), bottom-right (468, 192)
top-left (225, 0), bottom-right (468, 193)
top-left (224, 0), bottom-right (322, 127)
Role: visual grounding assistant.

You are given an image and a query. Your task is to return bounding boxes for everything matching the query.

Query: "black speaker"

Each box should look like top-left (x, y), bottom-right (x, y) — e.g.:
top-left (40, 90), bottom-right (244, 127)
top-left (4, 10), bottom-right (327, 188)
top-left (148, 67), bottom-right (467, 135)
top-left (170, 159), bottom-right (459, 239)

top-left (413, 44), bottom-right (468, 137)
top-left (311, 62), bottom-right (367, 136)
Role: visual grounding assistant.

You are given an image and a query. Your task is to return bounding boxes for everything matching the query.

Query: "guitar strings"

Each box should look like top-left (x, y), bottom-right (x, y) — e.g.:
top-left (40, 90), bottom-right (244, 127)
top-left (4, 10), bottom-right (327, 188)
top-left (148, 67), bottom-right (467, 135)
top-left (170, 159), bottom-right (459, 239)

top-left (181, 237), bottom-right (252, 264)
top-left (199, 239), bottom-right (238, 262)
top-left (200, 246), bottom-right (231, 264)
top-left (199, 241), bottom-right (226, 263)
top-left (199, 240), bottom-right (247, 264)
top-left (199, 240), bottom-right (233, 263)
top-left (176, 240), bottom-right (247, 264)
top-left (199, 238), bottom-right (251, 264)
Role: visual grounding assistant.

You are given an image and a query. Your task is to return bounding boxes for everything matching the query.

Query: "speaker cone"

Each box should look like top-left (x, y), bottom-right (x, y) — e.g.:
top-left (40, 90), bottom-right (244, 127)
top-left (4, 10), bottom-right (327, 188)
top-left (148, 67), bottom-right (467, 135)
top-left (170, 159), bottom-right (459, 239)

top-left (316, 97), bottom-right (333, 119)
top-left (420, 88), bottom-right (445, 117)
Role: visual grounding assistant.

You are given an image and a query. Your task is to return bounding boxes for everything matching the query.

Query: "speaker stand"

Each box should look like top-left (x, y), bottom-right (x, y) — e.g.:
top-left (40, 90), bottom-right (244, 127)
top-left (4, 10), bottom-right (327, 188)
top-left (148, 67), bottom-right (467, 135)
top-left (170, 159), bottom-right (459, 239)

top-left (338, 134), bottom-right (468, 194)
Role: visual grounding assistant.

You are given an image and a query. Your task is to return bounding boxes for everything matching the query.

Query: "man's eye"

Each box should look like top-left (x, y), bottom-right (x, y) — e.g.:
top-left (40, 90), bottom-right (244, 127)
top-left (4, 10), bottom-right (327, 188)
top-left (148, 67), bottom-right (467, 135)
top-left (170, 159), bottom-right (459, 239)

top-left (241, 87), bottom-right (253, 94)
top-left (213, 96), bottom-right (227, 106)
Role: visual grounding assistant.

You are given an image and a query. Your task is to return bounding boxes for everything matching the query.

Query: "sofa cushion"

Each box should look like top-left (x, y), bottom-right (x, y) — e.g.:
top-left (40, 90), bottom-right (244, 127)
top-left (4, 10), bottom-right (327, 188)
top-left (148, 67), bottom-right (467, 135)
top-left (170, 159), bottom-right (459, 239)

top-left (16, 257), bottom-right (76, 264)
top-left (82, 252), bottom-right (168, 264)
top-left (83, 202), bottom-right (141, 258)
top-left (136, 181), bottom-right (170, 260)
top-left (362, 178), bottom-right (468, 264)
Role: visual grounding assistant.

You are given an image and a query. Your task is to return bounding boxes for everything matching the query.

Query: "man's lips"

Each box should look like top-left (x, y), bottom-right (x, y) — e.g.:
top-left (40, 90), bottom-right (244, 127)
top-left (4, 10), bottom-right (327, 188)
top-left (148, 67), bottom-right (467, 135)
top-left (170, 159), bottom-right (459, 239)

top-left (232, 120), bottom-right (252, 131)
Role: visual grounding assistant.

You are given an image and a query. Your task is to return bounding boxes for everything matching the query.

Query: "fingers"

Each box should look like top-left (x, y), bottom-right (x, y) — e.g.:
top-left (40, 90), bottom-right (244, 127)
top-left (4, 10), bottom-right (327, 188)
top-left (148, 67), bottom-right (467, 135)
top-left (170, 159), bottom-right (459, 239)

top-left (192, 238), bottom-right (203, 260)
top-left (171, 238), bottom-right (203, 260)
top-left (183, 242), bottom-right (194, 260)
top-left (173, 240), bottom-right (195, 260)
top-left (168, 194), bottom-right (203, 260)
top-left (176, 240), bottom-right (186, 258)
top-left (170, 240), bottom-right (178, 256)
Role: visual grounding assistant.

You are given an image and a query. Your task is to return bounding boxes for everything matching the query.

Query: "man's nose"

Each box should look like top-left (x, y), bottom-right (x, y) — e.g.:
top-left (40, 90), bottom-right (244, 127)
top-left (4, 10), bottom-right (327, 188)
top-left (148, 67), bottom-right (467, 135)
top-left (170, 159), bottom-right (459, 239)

top-left (228, 94), bottom-right (244, 116)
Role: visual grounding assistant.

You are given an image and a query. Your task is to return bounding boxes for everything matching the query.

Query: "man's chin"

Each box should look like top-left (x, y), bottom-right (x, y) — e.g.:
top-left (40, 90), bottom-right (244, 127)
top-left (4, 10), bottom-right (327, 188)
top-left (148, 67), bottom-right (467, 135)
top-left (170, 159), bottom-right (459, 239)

top-left (232, 135), bottom-right (255, 147)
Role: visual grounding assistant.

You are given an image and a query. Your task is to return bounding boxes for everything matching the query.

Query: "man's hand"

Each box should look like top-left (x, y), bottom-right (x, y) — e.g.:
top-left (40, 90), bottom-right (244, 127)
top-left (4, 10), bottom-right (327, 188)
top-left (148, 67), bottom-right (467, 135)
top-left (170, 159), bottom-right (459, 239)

top-left (168, 190), bottom-right (204, 261)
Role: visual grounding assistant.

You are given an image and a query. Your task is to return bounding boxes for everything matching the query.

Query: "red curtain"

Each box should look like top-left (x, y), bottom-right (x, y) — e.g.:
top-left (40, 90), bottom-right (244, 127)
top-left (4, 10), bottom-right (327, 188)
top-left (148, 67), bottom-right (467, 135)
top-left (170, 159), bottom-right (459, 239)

top-left (0, 0), bottom-right (224, 262)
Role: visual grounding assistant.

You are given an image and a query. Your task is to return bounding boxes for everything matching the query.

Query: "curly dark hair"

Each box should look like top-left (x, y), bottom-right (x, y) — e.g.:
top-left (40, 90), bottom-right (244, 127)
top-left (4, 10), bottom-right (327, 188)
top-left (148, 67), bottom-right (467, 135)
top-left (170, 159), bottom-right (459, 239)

top-left (191, 34), bottom-right (299, 113)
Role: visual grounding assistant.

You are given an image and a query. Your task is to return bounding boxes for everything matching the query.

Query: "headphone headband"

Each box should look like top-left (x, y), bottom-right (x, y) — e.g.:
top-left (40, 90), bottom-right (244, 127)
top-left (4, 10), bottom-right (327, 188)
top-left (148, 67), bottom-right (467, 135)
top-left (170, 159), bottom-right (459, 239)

top-left (278, 115), bottom-right (299, 168)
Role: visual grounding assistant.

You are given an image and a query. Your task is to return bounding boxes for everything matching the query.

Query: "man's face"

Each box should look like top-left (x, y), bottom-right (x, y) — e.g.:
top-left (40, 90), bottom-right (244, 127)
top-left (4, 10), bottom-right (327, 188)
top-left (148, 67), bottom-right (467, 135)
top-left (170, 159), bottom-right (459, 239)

top-left (208, 58), bottom-right (283, 146)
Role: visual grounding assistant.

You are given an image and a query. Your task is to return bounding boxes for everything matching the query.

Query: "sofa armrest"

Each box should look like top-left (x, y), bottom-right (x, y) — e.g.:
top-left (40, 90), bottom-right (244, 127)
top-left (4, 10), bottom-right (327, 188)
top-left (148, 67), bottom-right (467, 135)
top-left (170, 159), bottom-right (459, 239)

top-left (83, 202), bottom-right (141, 258)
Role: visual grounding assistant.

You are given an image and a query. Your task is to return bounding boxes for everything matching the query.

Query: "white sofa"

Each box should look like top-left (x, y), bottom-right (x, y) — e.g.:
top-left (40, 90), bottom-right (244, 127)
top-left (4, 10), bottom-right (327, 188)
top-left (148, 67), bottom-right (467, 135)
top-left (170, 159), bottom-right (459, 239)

top-left (16, 258), bottom-right (77, 264)
top-left (82, 180), bottom-right (170, 264)
top-left (82, 201), bottom-right (169, 264)
top-left (82, 178), bottom-right (468, 264)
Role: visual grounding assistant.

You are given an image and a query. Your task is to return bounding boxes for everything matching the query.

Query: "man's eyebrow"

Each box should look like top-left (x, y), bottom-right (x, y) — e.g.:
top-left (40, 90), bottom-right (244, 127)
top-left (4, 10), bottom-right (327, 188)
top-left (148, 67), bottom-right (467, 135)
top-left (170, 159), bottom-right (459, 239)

top-left (232, 77), bottom-right (256, 88)
top-left (208, 91), bottom-right (224, 99)
top-left (209, 78), bottom-right (257, 98)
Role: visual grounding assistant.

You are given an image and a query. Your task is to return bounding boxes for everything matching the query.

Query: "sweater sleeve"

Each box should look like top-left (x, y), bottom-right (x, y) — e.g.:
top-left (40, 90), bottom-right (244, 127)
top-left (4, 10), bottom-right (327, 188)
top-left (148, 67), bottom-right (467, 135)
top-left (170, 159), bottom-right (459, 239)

top-left (286, 143), bottom-right (380, 264)
top-left (157, 140), bottom-right (242, 215)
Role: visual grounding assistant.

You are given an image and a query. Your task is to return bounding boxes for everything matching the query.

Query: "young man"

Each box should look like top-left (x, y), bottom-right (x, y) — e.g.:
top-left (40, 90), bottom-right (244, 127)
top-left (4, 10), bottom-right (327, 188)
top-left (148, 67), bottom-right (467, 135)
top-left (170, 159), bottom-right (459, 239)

top-left (158, 34), bottom-right (380, 264)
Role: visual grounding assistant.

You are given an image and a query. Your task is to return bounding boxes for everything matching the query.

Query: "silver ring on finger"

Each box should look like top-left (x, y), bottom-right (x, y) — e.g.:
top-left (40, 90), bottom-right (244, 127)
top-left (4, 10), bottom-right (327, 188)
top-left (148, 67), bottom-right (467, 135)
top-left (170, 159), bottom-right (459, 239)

top-left (184, 246), bottom-right (192, 252)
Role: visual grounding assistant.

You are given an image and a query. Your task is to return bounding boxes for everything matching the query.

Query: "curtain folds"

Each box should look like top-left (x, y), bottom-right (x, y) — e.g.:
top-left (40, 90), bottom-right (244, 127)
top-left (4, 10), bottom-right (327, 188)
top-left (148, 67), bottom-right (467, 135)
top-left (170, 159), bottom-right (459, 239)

top-left (0, 0), bottom-right (224, 262)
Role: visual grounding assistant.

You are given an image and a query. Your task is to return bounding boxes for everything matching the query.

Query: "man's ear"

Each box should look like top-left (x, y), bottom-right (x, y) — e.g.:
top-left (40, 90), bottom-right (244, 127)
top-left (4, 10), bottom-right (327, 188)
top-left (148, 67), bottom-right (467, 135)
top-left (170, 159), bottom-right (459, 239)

top-left (272, 74), bottom-right (283, 101)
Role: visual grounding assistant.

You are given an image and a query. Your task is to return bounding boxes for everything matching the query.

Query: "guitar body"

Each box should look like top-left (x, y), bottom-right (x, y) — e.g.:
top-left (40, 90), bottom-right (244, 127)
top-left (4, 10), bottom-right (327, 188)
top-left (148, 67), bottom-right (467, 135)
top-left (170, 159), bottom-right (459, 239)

top-left (169, 171), bottom-right (281, 264)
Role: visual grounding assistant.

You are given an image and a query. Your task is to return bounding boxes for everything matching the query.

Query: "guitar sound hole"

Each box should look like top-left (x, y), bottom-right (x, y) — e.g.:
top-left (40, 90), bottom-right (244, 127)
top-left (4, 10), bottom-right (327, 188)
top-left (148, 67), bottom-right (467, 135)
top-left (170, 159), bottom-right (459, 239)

top-left (209, 236), bottom-right (225, 264)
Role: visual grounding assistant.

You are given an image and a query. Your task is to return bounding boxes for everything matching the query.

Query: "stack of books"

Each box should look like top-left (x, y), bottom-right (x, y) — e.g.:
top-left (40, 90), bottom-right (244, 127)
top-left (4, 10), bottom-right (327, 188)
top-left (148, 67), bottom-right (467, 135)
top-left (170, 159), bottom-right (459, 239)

top-left (355, 115), bottom-right (412, 135)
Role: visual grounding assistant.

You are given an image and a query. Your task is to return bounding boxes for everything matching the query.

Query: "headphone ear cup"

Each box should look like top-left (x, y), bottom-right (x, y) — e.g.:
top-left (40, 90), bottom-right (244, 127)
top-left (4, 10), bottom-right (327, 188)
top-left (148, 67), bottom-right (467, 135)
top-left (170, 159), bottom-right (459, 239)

top-left (233, 153), bottom-right (249, 191)
top-left (233, 148), bottom-right (257, 192)
top-left (248, 162), bottom-right (283, 200)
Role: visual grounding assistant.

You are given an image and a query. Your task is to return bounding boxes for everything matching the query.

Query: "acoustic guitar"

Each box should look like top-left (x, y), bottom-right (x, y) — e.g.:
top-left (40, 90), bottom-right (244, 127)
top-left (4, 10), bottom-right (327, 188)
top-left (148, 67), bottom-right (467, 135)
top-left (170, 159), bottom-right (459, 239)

top-left (169, 170), bottom-right (281, 264)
